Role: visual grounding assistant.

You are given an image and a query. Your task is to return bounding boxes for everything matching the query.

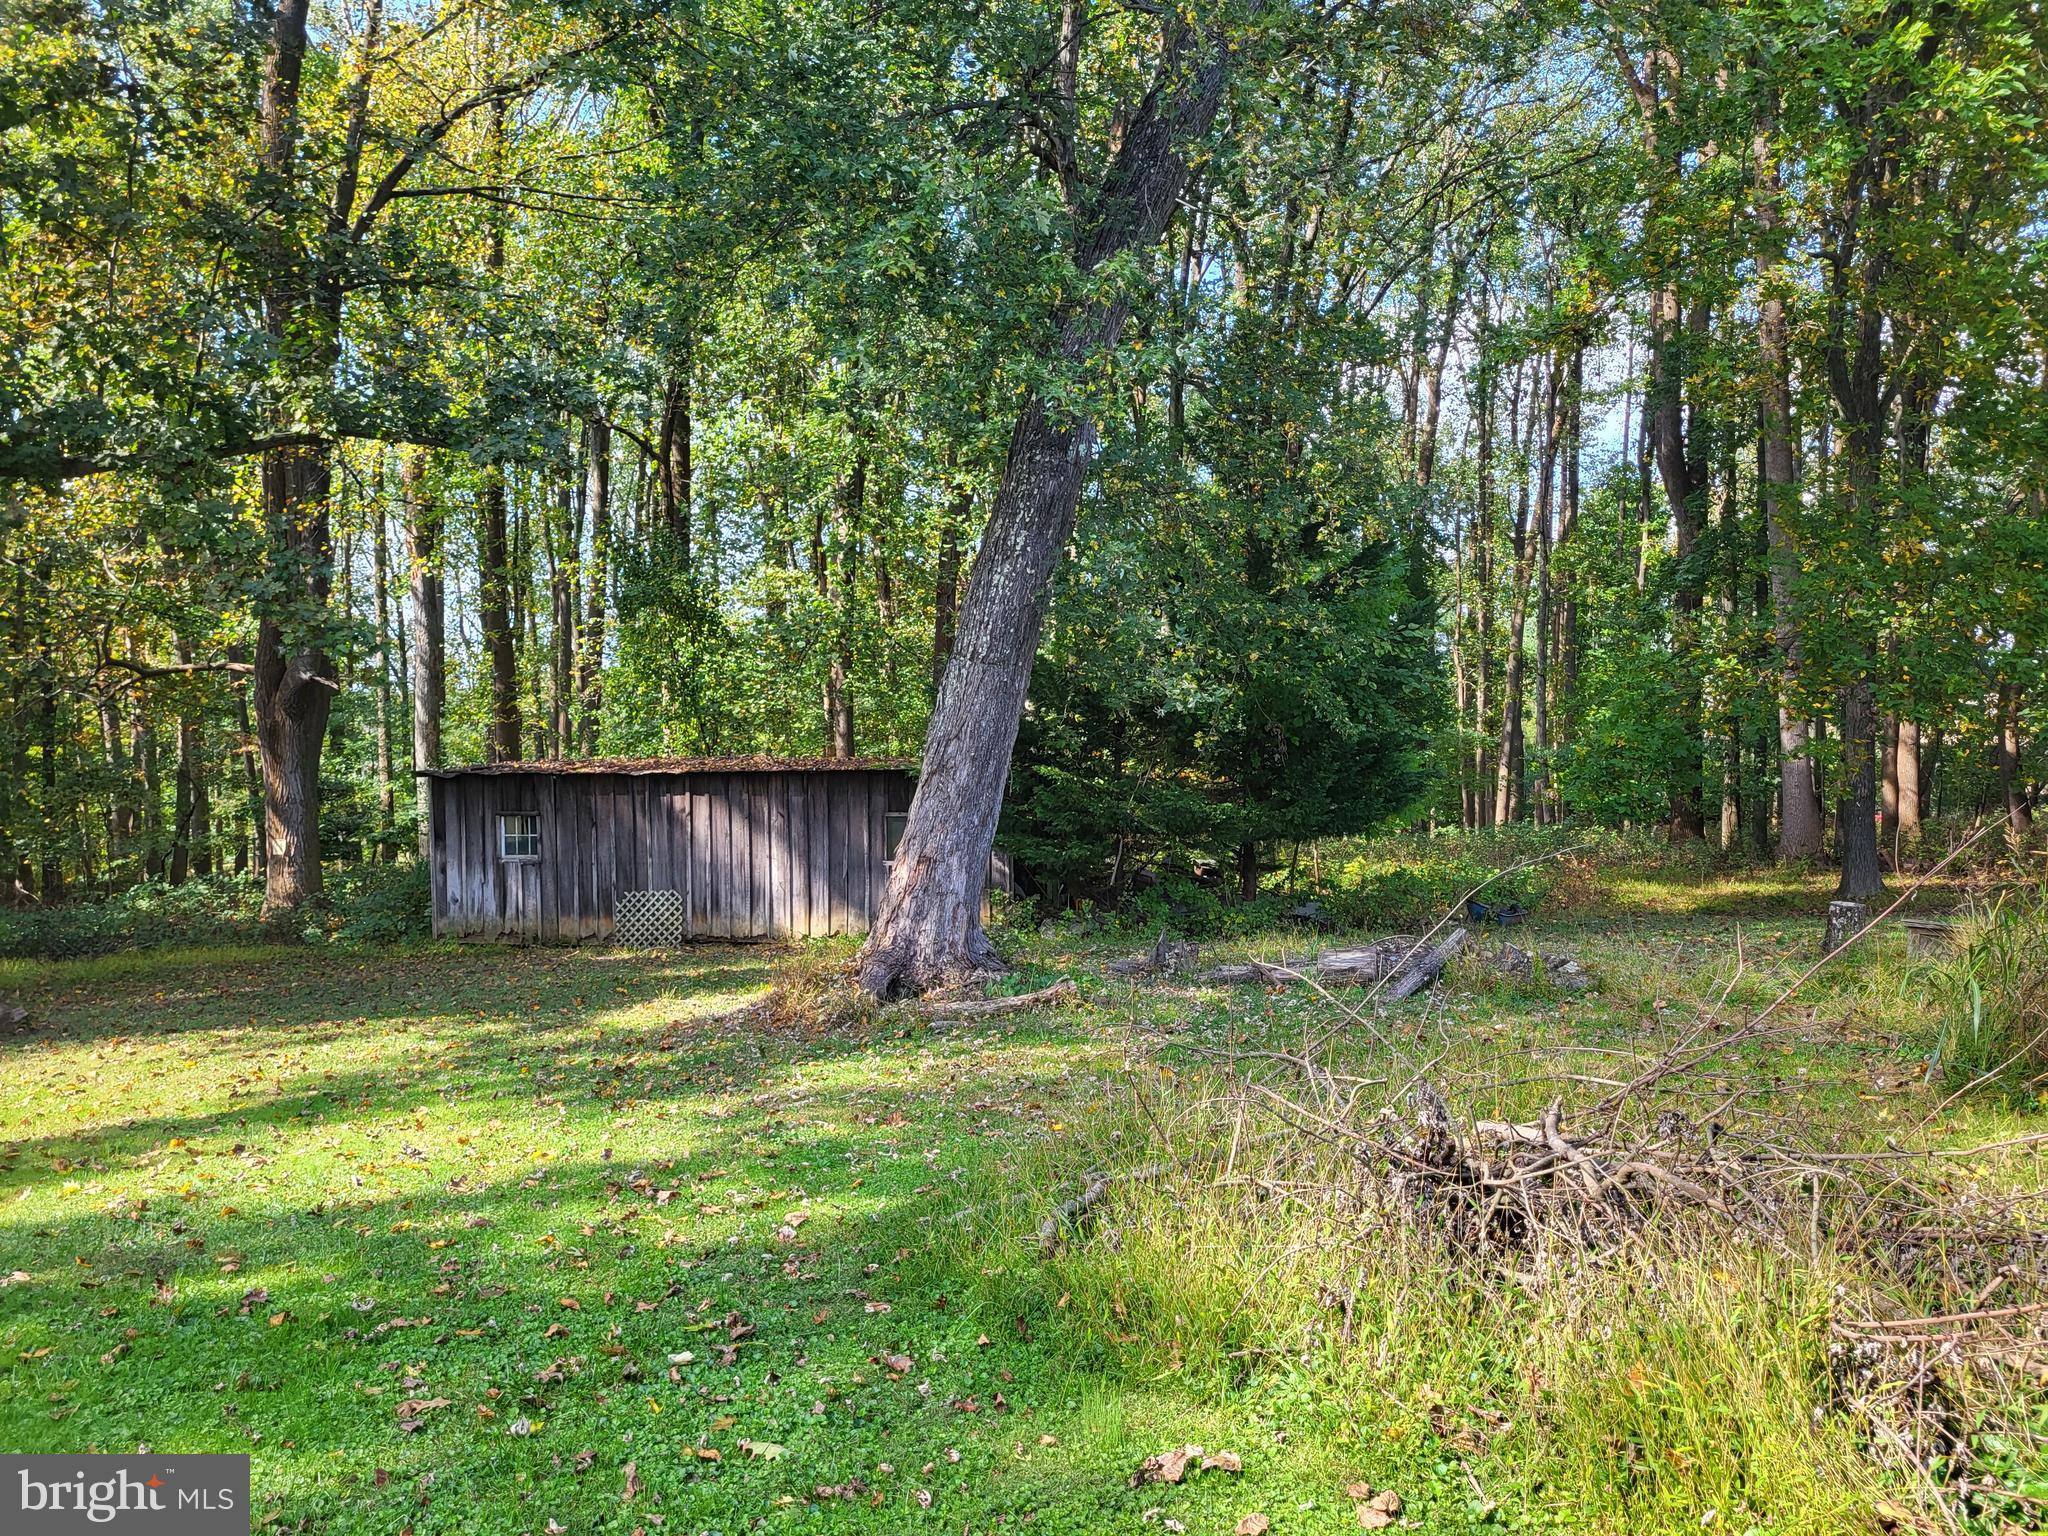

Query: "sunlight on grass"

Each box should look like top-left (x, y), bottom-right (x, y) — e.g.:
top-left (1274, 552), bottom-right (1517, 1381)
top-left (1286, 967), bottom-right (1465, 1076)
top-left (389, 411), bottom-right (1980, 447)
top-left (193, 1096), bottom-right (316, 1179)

top-left (2, 896), bottom-right (2041, 1533)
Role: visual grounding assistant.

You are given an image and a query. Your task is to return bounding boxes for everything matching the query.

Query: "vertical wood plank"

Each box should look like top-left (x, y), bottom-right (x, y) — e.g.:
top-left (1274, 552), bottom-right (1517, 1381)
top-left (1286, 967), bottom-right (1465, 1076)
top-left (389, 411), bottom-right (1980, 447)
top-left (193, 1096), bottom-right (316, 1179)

top-left (687, 777), bottom-right (708, 938)
top-left (767, 775), bottom-right (790, 937)
top-left (786, 774), bottom-right (809, 937)
top-left (746, 775), bottom-right (769, 936)
top-left (538, 776), bottom-right (559, 941)
top-left (829, 778), bottom-right (853, 935)
top-left (449, 779), bottom-right (469, 934)
top-left (589, 780), bottom-right (609, 940)
top-left (802, 782), bottom-right (827, 937)
top-left (715, 777), bottom-right (736, 939)
top-left (863, 771), bottom-right (886, 931)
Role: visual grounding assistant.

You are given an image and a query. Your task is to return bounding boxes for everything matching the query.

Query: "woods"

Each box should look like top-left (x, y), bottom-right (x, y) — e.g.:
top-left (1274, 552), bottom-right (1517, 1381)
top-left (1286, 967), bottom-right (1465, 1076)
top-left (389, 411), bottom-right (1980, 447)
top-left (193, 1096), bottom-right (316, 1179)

top-left (2, 0), bottom-right (2044, 943)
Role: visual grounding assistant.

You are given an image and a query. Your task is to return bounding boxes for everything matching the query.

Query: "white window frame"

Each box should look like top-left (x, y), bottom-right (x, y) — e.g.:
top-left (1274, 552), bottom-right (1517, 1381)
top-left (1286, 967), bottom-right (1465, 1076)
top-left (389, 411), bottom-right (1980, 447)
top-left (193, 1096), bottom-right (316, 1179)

top-left (883, 811), bottom-right (910, 863)
top-left (499, 811), bottom-right (542, 861)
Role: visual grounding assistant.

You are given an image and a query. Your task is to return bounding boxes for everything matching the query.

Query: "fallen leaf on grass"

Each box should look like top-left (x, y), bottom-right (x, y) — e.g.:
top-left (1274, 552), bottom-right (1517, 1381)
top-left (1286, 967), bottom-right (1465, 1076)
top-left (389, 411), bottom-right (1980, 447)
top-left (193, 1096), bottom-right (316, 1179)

top-left (882, 1353), bottom-right (914, 1373)
top-left (1356, 1488), bottom-right (1402, 1529)
top-left (621, 1461), bottom-right (641, 1502)
top-left (1130, 1446), bottom-right (1200, 1488)
top-left (738, 1439), bottom-right (785, 1460)
top-left (394, 1398), bottom-right (450, 1418)
top-left (1235, 1517), bottom-right (1270, 1536)
top-left (1203, 1450), bottom-right (1242, 1473)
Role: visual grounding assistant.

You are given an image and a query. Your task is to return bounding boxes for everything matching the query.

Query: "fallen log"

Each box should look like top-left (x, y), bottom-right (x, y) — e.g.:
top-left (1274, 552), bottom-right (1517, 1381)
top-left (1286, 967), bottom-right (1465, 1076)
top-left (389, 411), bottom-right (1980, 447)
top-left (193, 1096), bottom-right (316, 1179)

top-left (1200, 936), bottom-right (1424, 987)
top-left (1382, 927), bottom-right (1469, 1001)
top-left (1036, 1161), bottom-right (1167, 1254)
top-left (927, 978), bottom-right (1077, 1021)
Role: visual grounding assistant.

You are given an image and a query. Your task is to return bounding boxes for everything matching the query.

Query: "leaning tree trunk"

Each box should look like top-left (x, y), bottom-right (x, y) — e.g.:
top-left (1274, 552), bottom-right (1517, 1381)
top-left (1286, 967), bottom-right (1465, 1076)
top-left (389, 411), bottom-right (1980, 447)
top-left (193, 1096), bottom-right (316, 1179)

top-left (857, 10), bottom-right (1248, 999)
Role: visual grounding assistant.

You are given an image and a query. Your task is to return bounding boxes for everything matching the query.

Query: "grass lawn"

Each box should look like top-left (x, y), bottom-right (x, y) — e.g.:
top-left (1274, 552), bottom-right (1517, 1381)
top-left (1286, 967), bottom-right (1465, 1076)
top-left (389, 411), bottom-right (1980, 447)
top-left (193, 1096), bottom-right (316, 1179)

top-left (1, 887), bottom-right (2041, 1535)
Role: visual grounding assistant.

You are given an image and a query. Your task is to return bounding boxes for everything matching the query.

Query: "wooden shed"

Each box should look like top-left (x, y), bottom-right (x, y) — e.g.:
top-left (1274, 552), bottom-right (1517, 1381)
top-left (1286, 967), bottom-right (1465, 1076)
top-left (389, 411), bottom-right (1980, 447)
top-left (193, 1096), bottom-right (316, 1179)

top-left (423, 757), bottom-right (917, 945)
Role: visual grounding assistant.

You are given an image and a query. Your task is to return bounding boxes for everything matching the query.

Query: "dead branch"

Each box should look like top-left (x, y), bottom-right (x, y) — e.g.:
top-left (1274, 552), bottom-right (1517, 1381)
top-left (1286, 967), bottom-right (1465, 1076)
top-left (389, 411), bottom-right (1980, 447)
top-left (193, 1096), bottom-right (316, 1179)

top-left (927, 978), bottom-right (1077, 1021)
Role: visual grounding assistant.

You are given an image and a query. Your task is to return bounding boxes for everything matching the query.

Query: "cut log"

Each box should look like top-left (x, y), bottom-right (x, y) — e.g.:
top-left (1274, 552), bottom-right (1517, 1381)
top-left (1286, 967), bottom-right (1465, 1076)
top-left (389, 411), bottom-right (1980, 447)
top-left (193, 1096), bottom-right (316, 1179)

top-left (1484, 943), bottom-right (1594, 992)
top-left (1822, 900), bottom-right (1869, 956)
top-left (926, 978), bottom-right (1077, 1021)
top-left (1900, 915), bottom-right (1960, 958)
top-left (1382, 927), bottom-right (1470, 1001)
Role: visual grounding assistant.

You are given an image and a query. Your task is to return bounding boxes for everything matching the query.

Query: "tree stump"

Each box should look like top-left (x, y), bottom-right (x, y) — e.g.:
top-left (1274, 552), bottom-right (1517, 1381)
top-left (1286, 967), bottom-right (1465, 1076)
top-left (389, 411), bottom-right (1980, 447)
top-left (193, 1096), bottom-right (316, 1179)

top-left (1822, 900), bottom-right (1869, 956)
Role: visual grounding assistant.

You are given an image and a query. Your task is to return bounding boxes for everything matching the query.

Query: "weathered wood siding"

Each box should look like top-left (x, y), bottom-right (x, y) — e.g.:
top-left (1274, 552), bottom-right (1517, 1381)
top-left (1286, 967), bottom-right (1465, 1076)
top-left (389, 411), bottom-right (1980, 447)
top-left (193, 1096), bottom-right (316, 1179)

top-left (430, 769), bottom-right (913, 944)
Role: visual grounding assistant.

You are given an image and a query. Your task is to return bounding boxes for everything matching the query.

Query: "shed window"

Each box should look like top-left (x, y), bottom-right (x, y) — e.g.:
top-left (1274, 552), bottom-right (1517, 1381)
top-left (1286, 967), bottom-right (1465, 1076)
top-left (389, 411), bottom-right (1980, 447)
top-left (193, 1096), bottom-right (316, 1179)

top-left (884, 812), bottom-right (909, 862)
top-left (499, 812), bottom-right (541, 860)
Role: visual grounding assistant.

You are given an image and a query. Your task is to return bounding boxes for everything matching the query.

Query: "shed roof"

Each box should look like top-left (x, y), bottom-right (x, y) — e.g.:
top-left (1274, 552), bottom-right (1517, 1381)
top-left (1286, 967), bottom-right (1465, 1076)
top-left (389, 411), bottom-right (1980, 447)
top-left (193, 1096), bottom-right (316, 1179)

top-left (419, 755), bottom-right (914, 779)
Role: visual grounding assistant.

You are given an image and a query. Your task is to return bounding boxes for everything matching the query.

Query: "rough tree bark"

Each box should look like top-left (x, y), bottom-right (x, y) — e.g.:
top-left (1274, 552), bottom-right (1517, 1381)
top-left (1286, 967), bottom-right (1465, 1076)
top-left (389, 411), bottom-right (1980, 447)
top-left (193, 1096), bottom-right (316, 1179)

top-left (856, 7), bottom-right (1254, 998)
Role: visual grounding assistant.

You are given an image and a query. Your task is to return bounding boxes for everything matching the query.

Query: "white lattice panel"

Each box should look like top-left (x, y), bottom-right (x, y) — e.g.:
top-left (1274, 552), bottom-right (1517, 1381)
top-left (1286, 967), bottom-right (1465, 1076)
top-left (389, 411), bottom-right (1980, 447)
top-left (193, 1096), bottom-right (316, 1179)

top-left (614, 889), bottom-right (686, 948)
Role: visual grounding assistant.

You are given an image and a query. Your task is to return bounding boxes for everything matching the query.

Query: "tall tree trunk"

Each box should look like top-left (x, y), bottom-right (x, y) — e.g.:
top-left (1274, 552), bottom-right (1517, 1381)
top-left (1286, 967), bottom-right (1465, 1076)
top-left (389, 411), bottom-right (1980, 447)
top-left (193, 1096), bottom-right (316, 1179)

top-left (1895, 717), bottom-right (1922, 849)
top-left (253, 448), bottom-right (336, 911)
top-left (579, 417), bottom-right (609, 751)
top-left (371, 460), bottom-right (395, 848)
top-left (1836, 678), bottom-right (1884, 899)
top-left (1493, 362), bottom-right (1546, 825)
top-left (250, 0), bottom-right (338, 913)
top-left (1617, 48), bottom-right (1706, 840)
top-left (405, 450), bottom-right (443, 858)
top-left (2000, 680), bottom-right (2032, 840)
top-left (1755, 103), bottom-right (1823, 862)
top-left (822, 454), bottom-right (863, 757)
top-left (478, 467), bottom-right (520, 760)
top-left (658, 361), bottom-right (693, 562)
top-left (1471, 316), bottom-right (1497, 827)
top-left (1532, 350), bottom-right (1563, 824)
top-left (550, 478), bottom-right (577, 756)
top-left (857, 6), bottom-right (1249, 997)
top-left (170, 639), bottom-right (211, 882)
top-left (1415, 255), bottom-right (1465, 490)
top-left (1880, 711), bottom-right (1900, 853)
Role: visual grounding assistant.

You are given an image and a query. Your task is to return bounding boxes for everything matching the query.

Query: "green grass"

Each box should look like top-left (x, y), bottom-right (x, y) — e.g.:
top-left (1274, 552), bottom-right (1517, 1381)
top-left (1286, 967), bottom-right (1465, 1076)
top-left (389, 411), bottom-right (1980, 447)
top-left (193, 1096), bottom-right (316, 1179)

top-left (1, 884), bottom-right (2041, 1534)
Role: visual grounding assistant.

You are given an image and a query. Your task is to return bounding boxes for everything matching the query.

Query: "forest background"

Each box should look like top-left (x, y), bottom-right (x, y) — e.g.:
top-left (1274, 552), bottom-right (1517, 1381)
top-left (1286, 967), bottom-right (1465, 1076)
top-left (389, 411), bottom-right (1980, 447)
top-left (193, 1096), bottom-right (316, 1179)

top-left (3, 0), bottom-right (2045, 936)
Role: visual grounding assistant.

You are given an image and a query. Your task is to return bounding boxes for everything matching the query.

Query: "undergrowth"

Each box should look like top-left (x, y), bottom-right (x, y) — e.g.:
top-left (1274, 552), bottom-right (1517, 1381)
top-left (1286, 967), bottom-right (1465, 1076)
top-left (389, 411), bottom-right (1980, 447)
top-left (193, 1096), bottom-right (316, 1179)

top-left (0, 862), bottom-right (430, 959)
top-left (1932, 891), bottom-right (2048, 1105)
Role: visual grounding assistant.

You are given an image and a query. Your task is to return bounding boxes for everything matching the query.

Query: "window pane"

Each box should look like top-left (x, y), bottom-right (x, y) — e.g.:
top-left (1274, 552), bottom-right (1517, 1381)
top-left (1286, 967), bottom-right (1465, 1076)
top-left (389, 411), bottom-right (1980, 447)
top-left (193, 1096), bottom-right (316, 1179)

top-left (500, 813), bottom-right (540, 860)
top-left (884, 812), bottom-right (909, 862)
